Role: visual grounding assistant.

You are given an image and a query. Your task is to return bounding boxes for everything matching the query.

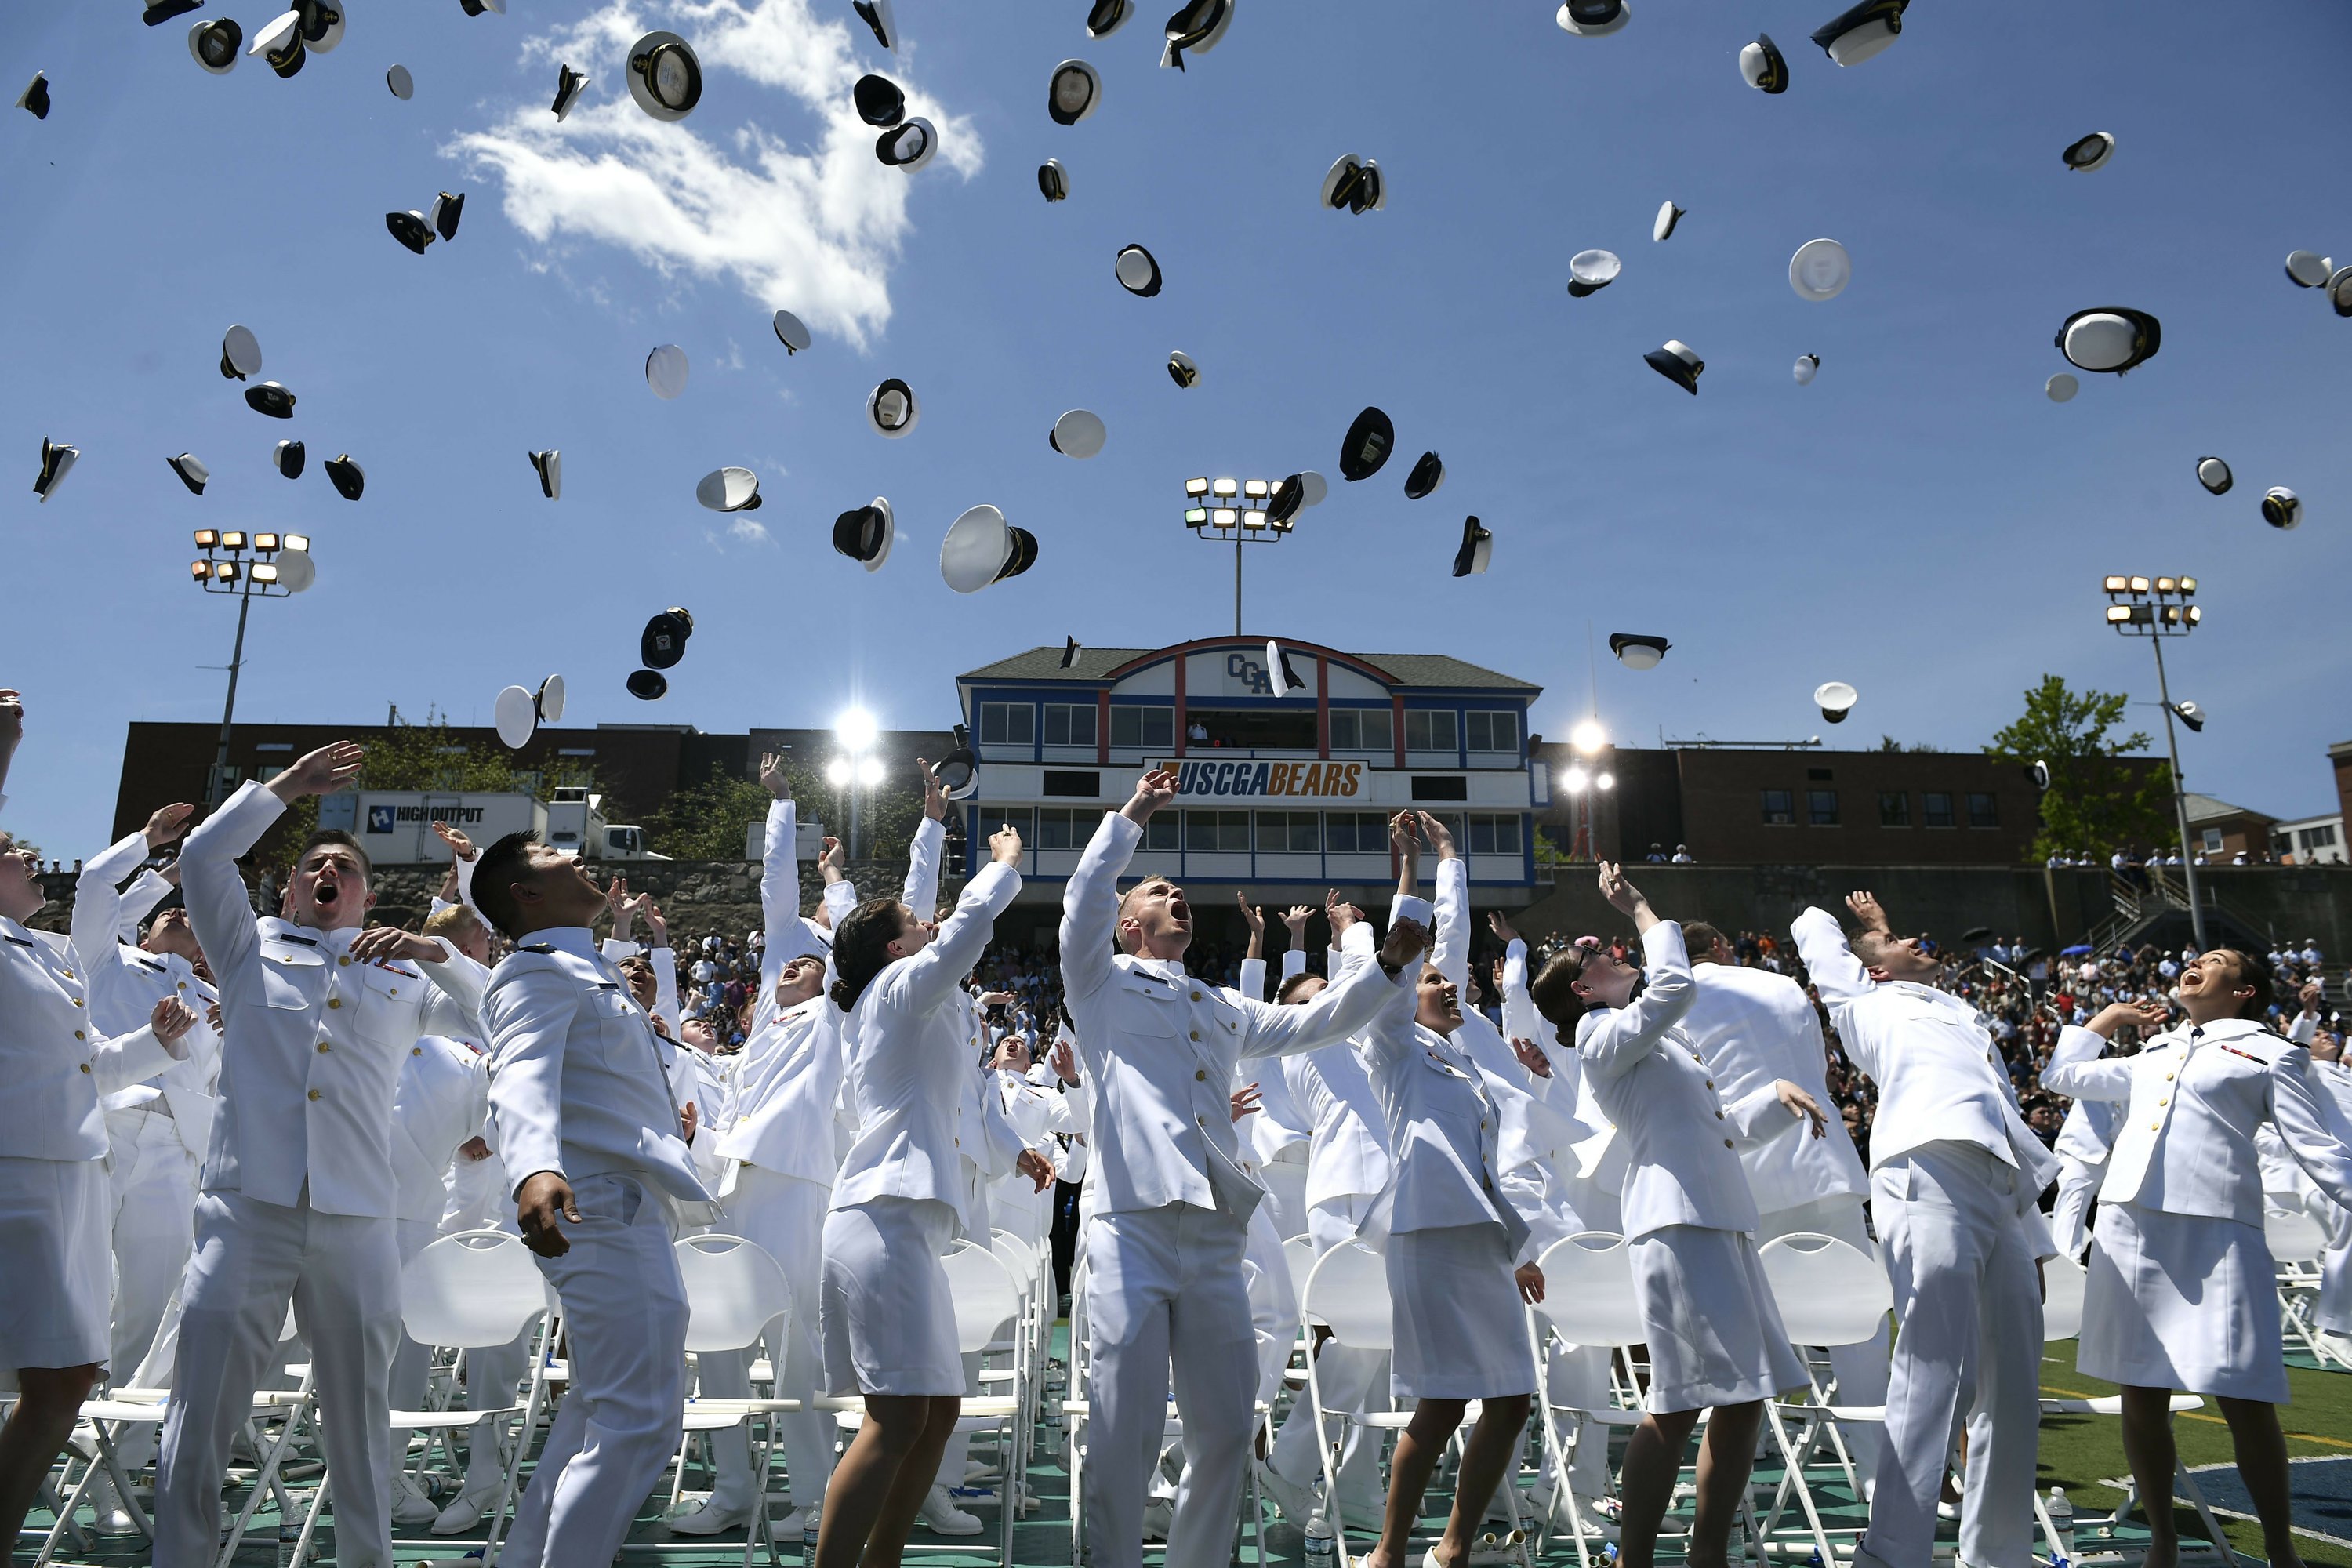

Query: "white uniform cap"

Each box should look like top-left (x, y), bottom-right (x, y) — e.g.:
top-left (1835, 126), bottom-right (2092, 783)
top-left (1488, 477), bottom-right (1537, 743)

top-left (646, 344), bottom-right (690, 399)
top-left (1050, 409), bottom-right (1107, 459)
top-left (1789, 238), bottom-right (1850, 301)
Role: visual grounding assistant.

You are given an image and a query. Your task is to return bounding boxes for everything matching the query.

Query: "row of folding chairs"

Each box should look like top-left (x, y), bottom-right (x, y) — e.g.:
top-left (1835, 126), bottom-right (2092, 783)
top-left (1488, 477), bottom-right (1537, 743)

top-left (2267, 1204), bottom-right (2352, 1371)
top-left (29, 1221), bottom-right (1042, 1568)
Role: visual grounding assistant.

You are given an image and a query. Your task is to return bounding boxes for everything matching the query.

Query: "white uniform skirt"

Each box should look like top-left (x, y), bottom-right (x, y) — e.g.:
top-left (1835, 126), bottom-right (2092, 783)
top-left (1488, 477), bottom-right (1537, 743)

top-left (819, 1196), bottom-right (962, 1397)
top-left (1628, 1225), bottom-right (1806, 1414)
top-left (1388, 1223), bottom-right (1536, 1401)
top-left (2080, 1201), bottom-right (2287, 1404)
top-left (0, 1156), bottom-right (112, 1385)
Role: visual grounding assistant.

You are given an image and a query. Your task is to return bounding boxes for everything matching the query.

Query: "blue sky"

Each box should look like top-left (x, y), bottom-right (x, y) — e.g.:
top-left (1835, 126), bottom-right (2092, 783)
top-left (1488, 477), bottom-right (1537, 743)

top-left (5, 0), bottom-right (2349, 855)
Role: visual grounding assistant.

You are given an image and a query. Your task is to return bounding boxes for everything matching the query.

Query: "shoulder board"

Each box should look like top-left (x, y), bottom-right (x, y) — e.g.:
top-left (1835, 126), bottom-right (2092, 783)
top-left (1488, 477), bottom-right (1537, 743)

top-left (519, 943), bottom-right (556, 954)
top-left (134, 955), bottom-right (169, 973)
top-left (273, 932), bottom-right (319, 948)
top-left (3, 933), bottom-right (34, 948)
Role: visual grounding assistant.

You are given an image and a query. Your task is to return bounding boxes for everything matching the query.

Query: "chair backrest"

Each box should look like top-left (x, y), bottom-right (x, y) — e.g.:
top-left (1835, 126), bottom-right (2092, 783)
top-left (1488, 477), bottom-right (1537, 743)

top-left (991, 1229), bottom-right (1039, 1294)
top-left (1261, 1159), bottom-right (1310, 1240)
top-left (1759, 1232), bottom-right (1893, 1348)
top-left (1298, 1241), bottom-right (1392, 1351)
top-left (1280, 1235), bottom-right (1319, 1300)
top-left (942, 1240), bottom-right (1023, 1354)
top-left (675, 1233), bottom-right (792, 1354)
top-left (2041, 1250), bottom-right (2087, 1341)
top-left (2265, 1207), bottom-right (2328, 1265)
top-left (1531, 1231), bottom-right (1644, 1348)
top-left (402, 1229), bottom-right (549, 1349)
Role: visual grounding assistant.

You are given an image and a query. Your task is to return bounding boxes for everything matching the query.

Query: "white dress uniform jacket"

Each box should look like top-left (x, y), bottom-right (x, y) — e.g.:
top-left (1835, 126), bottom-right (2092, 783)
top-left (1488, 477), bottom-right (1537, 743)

top-left (715, 996), bottom-right (844, 1185)
top-left (481, 927), bottom-right (713, 1208)
top-left (1062, 812), bottom-right (1403, 1223)
top-left (2042, 1019), bottom-right (2352, 1224)
top-left (1428, 858), bottom-right (1584, 1177)
top-left (71, 832), bottom-right (220, 1155)
top-left (1573, 923), bottom-right (1764, 1240)
top-left (1789, 906), bottom-right (2058, 1199)
top-left (390, 1037), bottom-right (490, 1225)
top-left (830, 859), bottom-right (1022, 1235)
top-left (2055, 1094), bottom-right (2121, 1165)
top-left (1684, 958), bottom-right (1867, 1214)
top-left (0, 916), bottom-right (176, 1161)
top-left (1356, 953), bottom-right (1530, 1257)
top-left (181, 781), bottom-right (485, 1218)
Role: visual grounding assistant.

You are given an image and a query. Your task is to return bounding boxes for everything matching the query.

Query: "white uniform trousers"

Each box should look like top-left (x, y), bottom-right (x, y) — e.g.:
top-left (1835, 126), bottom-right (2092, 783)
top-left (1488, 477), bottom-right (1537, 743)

top-left (1757, 1192), bottom-right (1888, 1483)
top-left (1083, 1203), bottom-right (1258, 1568)
top-left (499, 1172), bottom-right (688, 1568)
top-left (697, 1165), bottom-right (835, 1512)
top-left (1267, 1196), bottom-right (1388, 1512)
top-left (2049, 1155), bottom-right (2103, 1259)
top-left (1856, 1142), bottom-right (2043, 1568)
top-left (105, 1107), bottom-right (200, 1380)
top-left (152, 1189), bottom-right (402, 1568)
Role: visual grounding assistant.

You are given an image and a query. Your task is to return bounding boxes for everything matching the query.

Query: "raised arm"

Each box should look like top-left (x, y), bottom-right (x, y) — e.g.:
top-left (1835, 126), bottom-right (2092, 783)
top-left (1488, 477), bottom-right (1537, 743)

top-left (73, 806), bottom-right (187, 967)
top-left (757, 750), bottom-right (801, 945)
top-left (889, 828), bottom-right (1023, 1014)
top-left (1576, 909), bottom-right (1697, 1083)
top-left (180, 778), bottom-right (299, 976)
top-left (1059, 769), bottom-right (1174, 1006)
top-left (1791, 904), bottom-right (1875, 1010)
top-left (1424, 813), bottom-right (1470, 989)
top-left (644, 900), bottom-right (680, 1035)
top-left (1358, 946), bottom-right (1428, 1065)
top-left (1239, 913), bottom-right (1425, 1060)
top-left (2041, 1004), bottom-right (2165, 1104)
top-left (2269, 1048), bottom-right (2352, 1212)
top-left (902, 813), bottom-right (945, 922)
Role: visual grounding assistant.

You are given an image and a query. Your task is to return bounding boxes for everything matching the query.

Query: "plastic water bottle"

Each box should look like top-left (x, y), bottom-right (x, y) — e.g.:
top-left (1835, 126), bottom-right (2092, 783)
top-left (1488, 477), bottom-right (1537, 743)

top-left (802, 1506), bottom-right (822, 1568)
top-left (2047, 1486), bottom-right (2074, 1566)
top-left (277, 1523), bottom-right (301, 1568)
top-left (1304, 1511), bottom-right (1337, 1568)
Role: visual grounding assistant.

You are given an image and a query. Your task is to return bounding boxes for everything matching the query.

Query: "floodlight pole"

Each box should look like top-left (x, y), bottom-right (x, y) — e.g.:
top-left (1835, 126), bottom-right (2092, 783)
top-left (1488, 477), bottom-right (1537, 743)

top-left (209, 589), bottom-right (253, 809)
top-left (2145, 634), bottom-right (2208, 952)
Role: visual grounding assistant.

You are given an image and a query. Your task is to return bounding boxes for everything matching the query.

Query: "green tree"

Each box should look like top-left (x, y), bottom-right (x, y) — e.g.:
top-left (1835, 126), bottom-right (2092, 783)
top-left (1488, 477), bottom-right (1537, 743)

top-left (643, 757), bottom-right (928, 863)
top-left (1985, 675), bottom-right (2174, 861)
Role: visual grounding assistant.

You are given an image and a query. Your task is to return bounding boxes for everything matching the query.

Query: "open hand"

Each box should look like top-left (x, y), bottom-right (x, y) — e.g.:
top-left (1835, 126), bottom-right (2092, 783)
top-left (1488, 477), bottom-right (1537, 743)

top-left (270, 741), bottom-right (364, 801)
top-left (1122, 768), bottom-right (1179, 826)
top-left (918, 757), bottom-right (946, 822)
top-left (348, 926), bottom-right (448, 966)
top-left (1325, 889), bottom-right (1359, 940)
top-left (1282, 905), bottom-right (1312, 939)
top-left (1016, 1148), bottom-right (1055, 1193)
top-left (990, 823), bottom-right (1024, 868)
top-left (2089, 999), bottom-right (2169, 1039)
top-left (1486, 909), bottom-right (1519, 945)
top-left (1515, 1262), bottom-right (1546, 1305)
top-left (430, 821), bottom-right (477, 862)
top-left (1379, 916), bottom-right (1431, 969)
top-left (144, 803), bottom-right (196, 851)
top-left (1415, 810), bottom-right (1456, 860)
top-left (1050, 1036), bottom-right (1080, 1086)
top-left (1235, 895), bottom-right (1265, 935)
top-left (1509, 1035), bottom-right (1553, 1079)
top-left (516, 1171), bottom-right (581, 1258)
top-left (2299, 979), bottom-right (2324, 1015)
top-left (1230, 1083), bottom-right (1262, 1121)
top-left (1845, 891), bottom-right (1890, 935)
top-left (1595, 861), bottom-right (1643, 917)
top-left (759, 750), bottom-right (791, 800)
top-left (1774, 1079), bottom-right (1828, 1138)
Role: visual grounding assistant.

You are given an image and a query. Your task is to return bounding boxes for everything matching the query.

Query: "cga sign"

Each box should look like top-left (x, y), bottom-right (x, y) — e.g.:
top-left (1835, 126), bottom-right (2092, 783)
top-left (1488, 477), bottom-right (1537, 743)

top-left (1160, 758), bottom-right (1365, 800)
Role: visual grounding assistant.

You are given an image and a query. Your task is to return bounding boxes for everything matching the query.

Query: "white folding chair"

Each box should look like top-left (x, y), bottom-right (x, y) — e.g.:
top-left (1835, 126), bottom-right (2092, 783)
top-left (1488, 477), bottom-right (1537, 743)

top-left (285, 1228), bottom-right (554, 1566)
top-left (2266, 1207), bottom-right (2336, 1365)
top-left (634, 1232), bottom-right (798, 1567)
top-left (1751, 1232), bottom-right (1893, 1567)
top-left (1297, 1240), bottom-right (1530, 1568)
top-left (1527, 1232), bottom-right (1647, 1568)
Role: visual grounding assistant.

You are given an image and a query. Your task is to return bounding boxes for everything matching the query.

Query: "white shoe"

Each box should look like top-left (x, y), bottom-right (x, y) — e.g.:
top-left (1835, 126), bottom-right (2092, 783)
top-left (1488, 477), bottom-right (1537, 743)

top-left (431, 1486), bottom-right (501, 1535)
top-left (1142, 1497), bottom-right (1173, 1543)
top-left (392, 1472), bottom-right (440, 1526)
top-left (918, 1484), bottom-right (983, 1537)
top-left (85, 1471), bottom-right (142, 1534)
top-left (669, 1495), bottom-right (756, 1535)
top-left (1256, 1461), bottom-right (1319, 1526)
top-left (964, 1458), bottom-right (1002, 1483)
top-left (775, 1506), bottom-right (811, 1540)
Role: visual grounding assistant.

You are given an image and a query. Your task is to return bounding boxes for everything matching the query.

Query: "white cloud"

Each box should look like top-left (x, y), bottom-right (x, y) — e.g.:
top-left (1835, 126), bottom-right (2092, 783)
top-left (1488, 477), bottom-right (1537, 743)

top-left (726, 514), bottom-right (773, 545)
top-left (450, 0), bottom-right (982, 349)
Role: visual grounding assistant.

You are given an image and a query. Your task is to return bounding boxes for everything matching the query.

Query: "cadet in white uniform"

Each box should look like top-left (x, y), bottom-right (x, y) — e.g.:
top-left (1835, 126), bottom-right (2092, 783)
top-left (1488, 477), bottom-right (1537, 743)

top-left (1059, 770), bottom-right (1417, 1568)
top-left (1534, 866), bottom-right (1813, 1568)
top-left (1679, 918), bottom-right (1886, 1479)
top-left (1791, 895), bottom-right (2058, 1568)
top-left (68, 809), bottom-right (221, 1388)
top-left (1354, 815), bottom-right (1541, 1568)
top-left (2042, 950), bottom-right (2352, 1568)
top-left (152, 744), bottom-right (485, 1568)
top-left (0, 702), bottom-right (196, 1548)
top-left (814, 820), bottom-right (1036, 1568)
top-left (470, 830), bottom-right (715, 1568)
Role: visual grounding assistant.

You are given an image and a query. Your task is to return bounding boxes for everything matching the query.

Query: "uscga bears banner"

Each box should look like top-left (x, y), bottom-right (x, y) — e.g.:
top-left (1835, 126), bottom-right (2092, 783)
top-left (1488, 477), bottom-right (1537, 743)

top-left (1156, 758), bottom-right (1366, 801)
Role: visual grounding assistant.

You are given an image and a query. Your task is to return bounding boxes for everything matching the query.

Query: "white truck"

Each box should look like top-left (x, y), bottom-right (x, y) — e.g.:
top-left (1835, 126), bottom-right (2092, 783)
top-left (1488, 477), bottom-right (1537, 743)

top-left (347, 788), bottom-right (668, 864)
top-left (545, 788), bottom-right (670, 862)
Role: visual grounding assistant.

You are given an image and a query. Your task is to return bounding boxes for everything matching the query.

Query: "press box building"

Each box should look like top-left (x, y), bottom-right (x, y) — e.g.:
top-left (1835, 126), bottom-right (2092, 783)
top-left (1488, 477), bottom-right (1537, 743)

top-left (953, 639), bottom-right (1548, 908)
